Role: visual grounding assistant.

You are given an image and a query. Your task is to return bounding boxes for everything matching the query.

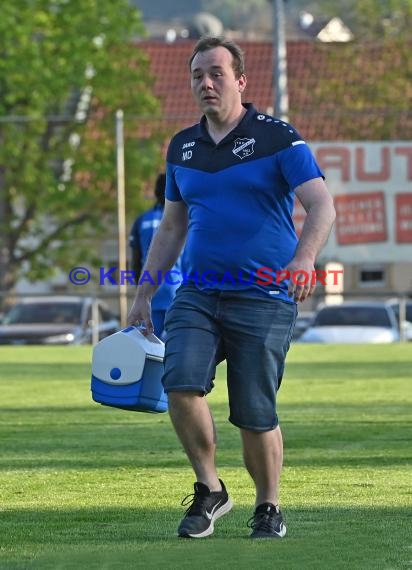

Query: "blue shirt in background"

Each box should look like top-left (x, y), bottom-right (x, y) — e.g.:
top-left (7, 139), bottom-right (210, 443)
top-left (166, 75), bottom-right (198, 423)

top-left (129, 204), bottom-right (180, 310)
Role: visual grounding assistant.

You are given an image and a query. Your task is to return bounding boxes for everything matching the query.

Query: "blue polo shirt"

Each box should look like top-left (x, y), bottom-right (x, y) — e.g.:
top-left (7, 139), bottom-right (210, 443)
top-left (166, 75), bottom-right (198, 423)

top-left (166, 103), bottom-right (323, 302)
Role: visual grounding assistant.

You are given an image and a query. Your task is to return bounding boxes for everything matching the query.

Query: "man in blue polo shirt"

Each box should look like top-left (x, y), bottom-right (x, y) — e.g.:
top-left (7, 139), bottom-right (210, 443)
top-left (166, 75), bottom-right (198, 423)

top-left (129, 173), bottom-right (179, 339)
top-left (128, 36), bottom-right (335, 539)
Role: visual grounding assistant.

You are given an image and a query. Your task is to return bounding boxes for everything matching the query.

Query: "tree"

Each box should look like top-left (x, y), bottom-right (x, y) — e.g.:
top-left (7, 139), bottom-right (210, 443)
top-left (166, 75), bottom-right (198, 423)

top-left (315, 0), bottom-right (412, 39)
top-left (291, 38), bottom-right (412, 140)
top-left (298, 1), bottom-right (412, 138)
top-left (0, 0), bottom-right (162, 293)
top-left (201, 0), bottom-right (412, 40)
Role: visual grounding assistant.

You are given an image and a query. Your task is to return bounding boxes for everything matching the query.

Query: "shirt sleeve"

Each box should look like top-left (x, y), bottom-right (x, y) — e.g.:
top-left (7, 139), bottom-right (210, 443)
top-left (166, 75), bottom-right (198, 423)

top-left (165, 161), bottom-right (183, 202)
top-left (277, 143), bottom-right (324, 191)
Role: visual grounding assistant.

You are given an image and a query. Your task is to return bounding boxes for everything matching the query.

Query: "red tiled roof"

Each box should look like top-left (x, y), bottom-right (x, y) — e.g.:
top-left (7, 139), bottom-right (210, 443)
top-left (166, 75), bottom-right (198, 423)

top-left (135, 39), bottom-right (412, 141)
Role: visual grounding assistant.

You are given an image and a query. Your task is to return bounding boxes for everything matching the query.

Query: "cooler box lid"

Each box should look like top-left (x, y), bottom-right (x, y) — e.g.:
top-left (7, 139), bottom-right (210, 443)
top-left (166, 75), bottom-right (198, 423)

top-left (91, 326), bottom-right (164, 386)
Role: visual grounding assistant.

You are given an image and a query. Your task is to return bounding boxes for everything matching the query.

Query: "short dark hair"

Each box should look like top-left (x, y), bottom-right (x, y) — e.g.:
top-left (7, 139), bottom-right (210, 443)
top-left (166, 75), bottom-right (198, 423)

top-left (154, 173), bottom-right (166, 205)
top-left (188, 36), bottom-right (245, 79)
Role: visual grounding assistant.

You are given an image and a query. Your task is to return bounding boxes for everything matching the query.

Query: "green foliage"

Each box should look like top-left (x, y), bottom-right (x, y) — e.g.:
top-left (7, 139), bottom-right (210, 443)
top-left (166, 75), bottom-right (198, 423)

top-left (316, 0), bottom-right (412, 39)
top-left (0, 344), bottom-right (411, 568)
top-left (201, 0), bottom-right (412, 39)
top-left (0, 0), bottom-right (162, 290)
top-left (301, 38), bottom-right (412, 139)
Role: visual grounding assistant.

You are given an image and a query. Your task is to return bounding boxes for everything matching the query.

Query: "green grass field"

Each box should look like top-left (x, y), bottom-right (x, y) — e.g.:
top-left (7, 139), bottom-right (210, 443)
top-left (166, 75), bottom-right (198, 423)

top-left (0, 344), bottom-right (411, 570)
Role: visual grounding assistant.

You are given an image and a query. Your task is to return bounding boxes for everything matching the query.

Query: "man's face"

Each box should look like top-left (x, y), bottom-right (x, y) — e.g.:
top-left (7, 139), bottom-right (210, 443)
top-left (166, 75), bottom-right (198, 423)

top-left (190, 46), bottom-right (246, 118)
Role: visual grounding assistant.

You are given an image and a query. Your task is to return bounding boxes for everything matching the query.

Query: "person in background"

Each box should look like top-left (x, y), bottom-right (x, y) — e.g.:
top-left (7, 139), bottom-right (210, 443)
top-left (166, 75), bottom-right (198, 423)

top-left (129, 173), bottom-right (180, 339)
top-left (128, 36), bottom-right (336, 539)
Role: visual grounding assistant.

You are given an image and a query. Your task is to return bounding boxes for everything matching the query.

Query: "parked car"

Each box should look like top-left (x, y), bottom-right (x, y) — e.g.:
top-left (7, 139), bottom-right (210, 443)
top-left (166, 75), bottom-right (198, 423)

top-left (0, 296), bottom-right (119, 345)
top-left (292, 311), bottom-right (314, 341)
top-left (298, 301), bottom-right (400, 344)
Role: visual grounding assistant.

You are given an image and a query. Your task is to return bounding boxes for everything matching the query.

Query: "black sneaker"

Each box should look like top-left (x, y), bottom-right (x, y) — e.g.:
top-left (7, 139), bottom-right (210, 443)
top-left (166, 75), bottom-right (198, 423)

top-left (248, 502), bottom-right (287, 539)
top-left (177, 479), bottom-right (233, 538)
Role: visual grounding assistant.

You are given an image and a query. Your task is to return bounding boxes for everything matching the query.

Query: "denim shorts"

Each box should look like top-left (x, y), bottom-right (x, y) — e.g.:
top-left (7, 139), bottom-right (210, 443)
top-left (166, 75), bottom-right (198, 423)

top-left (162, 284), bottom-right (297, 431)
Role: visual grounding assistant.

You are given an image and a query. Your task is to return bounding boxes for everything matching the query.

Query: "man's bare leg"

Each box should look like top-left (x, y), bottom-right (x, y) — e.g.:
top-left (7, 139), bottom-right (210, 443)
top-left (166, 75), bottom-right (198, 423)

top-left (241, 425), bottom-right (283, 506)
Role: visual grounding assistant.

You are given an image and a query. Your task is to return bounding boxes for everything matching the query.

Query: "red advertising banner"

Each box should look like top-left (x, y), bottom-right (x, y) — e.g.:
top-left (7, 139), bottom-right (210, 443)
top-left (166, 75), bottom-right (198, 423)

top-left (307, 142), bottom-right (412, 261)
top-left (396, 193), bottom-right (412, 243)
top-left (334, 191), bottom-right (387, 245)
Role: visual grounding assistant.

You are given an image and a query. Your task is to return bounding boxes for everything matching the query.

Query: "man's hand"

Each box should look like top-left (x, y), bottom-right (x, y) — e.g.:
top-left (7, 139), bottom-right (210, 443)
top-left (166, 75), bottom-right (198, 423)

top-left (284, 257), bottom-right (316, 303)
top-left (127, 295), bottom-right (154, 335)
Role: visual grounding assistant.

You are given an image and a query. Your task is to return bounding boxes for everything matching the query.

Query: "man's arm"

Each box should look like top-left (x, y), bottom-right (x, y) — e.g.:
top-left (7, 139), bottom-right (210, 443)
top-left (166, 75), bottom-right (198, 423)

top-left (127, 199), bottom-right (188, 331)
top-left (286, 177), bottom-right (336, 302)
top-left (131, 245), bottom-right (142, 276)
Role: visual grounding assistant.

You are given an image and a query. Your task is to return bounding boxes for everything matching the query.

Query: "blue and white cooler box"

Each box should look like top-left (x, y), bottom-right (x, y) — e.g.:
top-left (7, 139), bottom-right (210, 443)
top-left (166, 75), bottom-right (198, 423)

top-left (91, 326), bottom-right (168, 413)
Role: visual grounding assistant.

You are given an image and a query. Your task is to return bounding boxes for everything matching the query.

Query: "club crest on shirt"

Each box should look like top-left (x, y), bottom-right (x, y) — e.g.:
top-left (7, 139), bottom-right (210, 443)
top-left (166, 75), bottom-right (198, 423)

top-left (232, 137), bottom-right (255, 160)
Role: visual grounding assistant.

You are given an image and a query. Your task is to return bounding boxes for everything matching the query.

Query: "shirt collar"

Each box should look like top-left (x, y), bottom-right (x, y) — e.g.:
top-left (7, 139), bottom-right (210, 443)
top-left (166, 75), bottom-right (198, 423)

top-left (194, 103), bottom-right (257, 141)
